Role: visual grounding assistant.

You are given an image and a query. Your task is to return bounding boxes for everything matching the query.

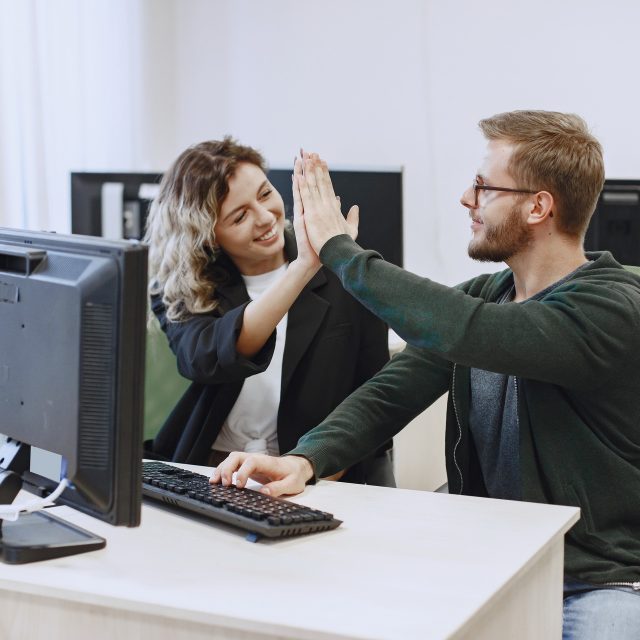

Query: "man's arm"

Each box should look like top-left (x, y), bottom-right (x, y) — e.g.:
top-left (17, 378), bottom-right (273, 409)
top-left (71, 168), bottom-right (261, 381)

top-left (210, 344), bottom-right (452, 494)
top-left (296, 154), bottom-right (640, 390)
top-left (319, 234), bottom-right (640, 390)
top-left (286, 343), bottom-right (451, 479)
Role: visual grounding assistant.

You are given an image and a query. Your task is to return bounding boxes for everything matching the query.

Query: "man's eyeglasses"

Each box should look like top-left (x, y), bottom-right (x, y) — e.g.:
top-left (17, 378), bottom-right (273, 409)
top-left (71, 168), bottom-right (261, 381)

top-left (470, 181), bottom-right (538, 208)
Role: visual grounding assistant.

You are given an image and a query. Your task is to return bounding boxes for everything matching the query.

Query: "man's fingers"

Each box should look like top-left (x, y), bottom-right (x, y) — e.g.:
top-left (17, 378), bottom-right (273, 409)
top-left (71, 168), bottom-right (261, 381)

top-left (261, 478), bottom-right (299, 497)
top-left (304, 153), bottom-right (339, 208)
top-left (235, 456), bottom-right (261, 488)
top-left (303, 157), bottom-right (320, 194)
top-left (296, 173), bottom-right (319, 212)
top-left (346, 204), bottom-right (360, 240)
top-left (316, 159), bottom-right (337, 203)
top-left (235, 454), bottom-right (286, 489)
top-left (210, 451), bottom-right (245, 485)
top-left (307, 155), bottom-right (333, 204)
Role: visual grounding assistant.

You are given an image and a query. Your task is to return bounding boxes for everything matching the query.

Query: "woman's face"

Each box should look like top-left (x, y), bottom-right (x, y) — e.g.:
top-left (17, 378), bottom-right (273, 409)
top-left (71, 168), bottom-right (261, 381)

top-left (215, 162), bottom-right (286, 275)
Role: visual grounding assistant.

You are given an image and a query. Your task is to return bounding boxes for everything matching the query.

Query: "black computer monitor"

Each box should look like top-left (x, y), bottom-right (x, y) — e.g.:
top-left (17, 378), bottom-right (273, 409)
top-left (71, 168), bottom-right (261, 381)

top-left (268, 168), bottom-right (404, 268)
top-left (71, 172), bottom-right (162, 239)
top-left (0, 228), bottom-right (147, 562)
top-left (584, 179), bottom-right (640, 266)
top-left (71, 168), bottom-right (404, 267)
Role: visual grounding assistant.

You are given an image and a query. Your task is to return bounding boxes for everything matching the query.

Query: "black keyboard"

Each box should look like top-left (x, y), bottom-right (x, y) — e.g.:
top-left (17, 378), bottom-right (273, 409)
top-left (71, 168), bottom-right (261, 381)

top-left (142, 461), bottom-right (342, 541)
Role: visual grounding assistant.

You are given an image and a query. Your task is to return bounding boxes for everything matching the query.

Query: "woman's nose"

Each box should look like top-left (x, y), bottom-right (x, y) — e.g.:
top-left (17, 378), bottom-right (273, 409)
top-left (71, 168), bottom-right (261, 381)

top-left (255, 204), bottom-right (276, 225)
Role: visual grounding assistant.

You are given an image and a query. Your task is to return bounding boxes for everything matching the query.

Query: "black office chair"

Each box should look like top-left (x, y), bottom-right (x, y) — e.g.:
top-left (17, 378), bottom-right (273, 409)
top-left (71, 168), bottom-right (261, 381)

top-left (143, 320), bottom-right (190, 442)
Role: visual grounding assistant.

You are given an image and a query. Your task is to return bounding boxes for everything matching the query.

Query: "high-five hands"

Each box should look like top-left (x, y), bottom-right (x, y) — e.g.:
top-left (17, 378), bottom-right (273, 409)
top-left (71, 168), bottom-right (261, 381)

top-left (210, 452), bottom-right (314, 497)
top-left (291, 155), bottom-right (321, 274)
top-left (294, 152), bottom-right (359, 254)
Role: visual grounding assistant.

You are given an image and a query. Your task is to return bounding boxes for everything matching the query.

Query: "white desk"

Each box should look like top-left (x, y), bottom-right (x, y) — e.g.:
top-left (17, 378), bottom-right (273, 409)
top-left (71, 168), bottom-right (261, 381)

top-left (0, 466), bottom-right (578, 640)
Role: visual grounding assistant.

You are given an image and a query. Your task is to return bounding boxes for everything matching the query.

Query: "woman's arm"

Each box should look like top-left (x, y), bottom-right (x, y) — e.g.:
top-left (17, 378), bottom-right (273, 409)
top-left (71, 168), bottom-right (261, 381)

top-left (235, 260), bottom-right (318, 358)
top-left (152, 295), bottom-right (276, 384)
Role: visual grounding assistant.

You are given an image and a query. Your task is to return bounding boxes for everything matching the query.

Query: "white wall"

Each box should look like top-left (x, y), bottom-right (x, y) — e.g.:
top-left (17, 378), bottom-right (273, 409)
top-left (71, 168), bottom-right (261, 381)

top-left (423, 0), bottom-right (640, 283)
top-left (0, 0), bottom-right (175, 231)
top-left (161, 0), bottom-right (640, 285)
top-left (169, 0), bottom-right (444, 278)
top-left (7, 0), bottom-right (640, 279)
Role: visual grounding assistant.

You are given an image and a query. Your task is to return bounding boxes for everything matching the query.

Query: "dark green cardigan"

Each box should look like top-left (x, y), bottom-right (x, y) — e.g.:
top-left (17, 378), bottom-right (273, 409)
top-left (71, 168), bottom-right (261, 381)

top-left (289, 235), bottom-right (640, 584)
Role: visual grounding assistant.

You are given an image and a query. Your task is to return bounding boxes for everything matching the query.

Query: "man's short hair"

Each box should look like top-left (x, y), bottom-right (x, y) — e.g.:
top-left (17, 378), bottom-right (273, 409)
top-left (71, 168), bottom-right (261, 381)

top-left (479, 110), bottom-right (605, 238)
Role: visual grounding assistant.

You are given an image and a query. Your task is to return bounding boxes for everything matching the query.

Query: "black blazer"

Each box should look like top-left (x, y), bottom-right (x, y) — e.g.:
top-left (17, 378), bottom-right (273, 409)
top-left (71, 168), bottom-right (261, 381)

top-left (147, 230), bottom-right (391, 483)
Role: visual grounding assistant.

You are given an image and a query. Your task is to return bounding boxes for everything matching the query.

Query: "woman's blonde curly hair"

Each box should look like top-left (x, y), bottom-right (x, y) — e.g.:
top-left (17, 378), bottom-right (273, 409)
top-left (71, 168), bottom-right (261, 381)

top-left (144, 137), bottom-right (266, 322)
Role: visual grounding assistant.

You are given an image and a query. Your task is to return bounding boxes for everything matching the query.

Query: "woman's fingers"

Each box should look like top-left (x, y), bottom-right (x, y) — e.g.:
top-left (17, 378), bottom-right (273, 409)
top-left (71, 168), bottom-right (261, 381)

top-left (292, 164), bottom-right (304, 220)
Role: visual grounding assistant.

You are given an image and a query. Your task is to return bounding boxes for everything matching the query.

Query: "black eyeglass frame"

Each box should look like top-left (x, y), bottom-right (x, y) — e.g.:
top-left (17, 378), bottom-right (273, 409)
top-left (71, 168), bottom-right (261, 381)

top-left (472, 181), bottom-right (538, 208)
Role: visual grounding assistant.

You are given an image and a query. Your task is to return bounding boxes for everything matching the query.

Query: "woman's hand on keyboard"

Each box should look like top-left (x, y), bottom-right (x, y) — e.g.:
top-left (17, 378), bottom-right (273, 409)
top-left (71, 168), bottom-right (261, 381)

top-left (210, 453), bottom-right (314, 497)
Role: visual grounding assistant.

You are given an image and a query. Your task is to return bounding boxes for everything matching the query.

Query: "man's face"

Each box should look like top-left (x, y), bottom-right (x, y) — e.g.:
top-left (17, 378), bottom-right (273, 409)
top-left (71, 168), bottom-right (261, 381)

top-left (460, 141), bottom-right (533, 263)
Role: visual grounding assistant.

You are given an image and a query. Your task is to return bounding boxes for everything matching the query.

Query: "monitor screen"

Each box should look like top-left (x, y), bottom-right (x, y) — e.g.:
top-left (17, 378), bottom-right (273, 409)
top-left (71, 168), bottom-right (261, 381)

top-left (584, 179), bottom-right (640, 266)
top-left (71, 168), bottom-right (404, 267)
top-left (0, 228), bottom-right (147, 528)
top-left (267, 167), bottom-right (404, 268)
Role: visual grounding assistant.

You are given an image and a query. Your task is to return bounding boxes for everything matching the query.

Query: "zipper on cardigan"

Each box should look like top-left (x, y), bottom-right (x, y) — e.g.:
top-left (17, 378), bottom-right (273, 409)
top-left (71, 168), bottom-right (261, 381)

top-left (601, 581), bottom-right (640, 591)
top-left (451, 364), bottom-right (464, 494)
top-left (513, 376), bottom-right (521, 437)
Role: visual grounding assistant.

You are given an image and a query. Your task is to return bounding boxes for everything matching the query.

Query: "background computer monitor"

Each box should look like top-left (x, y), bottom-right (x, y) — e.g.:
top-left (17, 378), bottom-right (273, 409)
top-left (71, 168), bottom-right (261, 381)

top-left (584, 179), bottom-right (640, 266)
top-left (70, 172), bottom-right (163, 240)
top-left (70, 168), bottom-right (404, 267)
top-left (0, 228), bottom-right (147, 529)
top-left (268, 168), bottom-right (403, 267)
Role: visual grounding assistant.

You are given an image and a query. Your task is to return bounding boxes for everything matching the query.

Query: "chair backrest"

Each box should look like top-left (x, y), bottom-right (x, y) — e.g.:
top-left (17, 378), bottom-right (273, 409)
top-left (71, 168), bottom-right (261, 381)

top-left (144, 320), bottom-right (190, 441)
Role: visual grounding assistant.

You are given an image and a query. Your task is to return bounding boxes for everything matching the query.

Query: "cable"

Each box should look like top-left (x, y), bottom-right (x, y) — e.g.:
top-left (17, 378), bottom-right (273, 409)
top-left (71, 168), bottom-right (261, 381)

top-left (0, 476), bottom-right (70, 521)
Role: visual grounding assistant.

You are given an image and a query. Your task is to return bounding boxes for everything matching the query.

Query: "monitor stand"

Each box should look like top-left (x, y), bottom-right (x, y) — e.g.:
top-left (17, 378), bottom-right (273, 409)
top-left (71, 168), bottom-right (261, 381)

top-left (0, 439), bottom-right (106, 564)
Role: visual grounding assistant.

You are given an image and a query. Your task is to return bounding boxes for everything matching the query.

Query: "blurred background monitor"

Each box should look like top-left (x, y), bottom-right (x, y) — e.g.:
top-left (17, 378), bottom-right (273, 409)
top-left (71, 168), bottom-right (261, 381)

top-left (70, 168), bottom-right (404, 266)
top-left (268, 167), bottom-right (403, 267)
top-left (584, 179), bottom-right (640, 266)
top-left (71, 172), bottom-right (163, 240)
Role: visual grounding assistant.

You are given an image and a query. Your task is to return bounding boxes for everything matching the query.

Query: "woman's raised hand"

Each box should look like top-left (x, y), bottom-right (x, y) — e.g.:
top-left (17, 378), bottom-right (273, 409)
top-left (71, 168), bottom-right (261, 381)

top-left (294, 152), bottom-right (359, 254)
top-left (291, 155), bottom-right (321, 273)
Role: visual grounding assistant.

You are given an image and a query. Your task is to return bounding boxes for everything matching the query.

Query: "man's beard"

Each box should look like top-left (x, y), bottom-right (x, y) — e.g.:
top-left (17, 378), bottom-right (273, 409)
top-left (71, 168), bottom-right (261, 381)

top-left (468, 204), bottom-right (532, 262)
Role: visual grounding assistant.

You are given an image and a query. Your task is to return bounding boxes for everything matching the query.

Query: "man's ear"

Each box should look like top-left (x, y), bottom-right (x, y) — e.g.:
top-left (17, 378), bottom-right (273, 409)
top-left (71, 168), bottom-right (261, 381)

top-left (527, 191), bottom-right (555, 226)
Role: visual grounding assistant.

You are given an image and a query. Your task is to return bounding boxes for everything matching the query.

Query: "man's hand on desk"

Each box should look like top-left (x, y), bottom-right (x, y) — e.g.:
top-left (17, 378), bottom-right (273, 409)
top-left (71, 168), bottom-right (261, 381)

top-left (210, 453), bottom-right (314, 497)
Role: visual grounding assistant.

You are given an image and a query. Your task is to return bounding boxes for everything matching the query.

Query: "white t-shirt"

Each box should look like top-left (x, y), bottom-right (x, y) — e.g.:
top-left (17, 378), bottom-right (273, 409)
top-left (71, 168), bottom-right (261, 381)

top-left (212, 263), bottom-right (288, 456)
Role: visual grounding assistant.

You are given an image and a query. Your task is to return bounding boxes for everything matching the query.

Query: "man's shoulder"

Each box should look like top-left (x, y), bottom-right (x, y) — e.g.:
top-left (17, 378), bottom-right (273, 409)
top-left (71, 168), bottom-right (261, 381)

top-left (455, 268), bottom-right (512, 300)
top-left (567, 252), bottom-right (640, 296)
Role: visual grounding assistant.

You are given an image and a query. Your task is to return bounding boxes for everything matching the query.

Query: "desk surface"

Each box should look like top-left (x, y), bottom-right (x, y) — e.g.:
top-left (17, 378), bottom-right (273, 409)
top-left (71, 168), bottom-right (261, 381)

top-left (1, 465), bottom-right (578, 640)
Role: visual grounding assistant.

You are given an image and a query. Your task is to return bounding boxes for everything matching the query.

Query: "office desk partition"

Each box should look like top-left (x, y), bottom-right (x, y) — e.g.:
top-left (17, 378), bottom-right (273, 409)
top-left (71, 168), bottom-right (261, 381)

top-left (0, 465), bottom-right (578, 640)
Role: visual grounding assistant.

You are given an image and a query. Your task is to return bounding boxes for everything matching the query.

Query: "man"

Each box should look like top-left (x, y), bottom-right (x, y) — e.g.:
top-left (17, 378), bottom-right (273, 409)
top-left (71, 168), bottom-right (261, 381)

top-left (213, 111), bottom-right (640, 638)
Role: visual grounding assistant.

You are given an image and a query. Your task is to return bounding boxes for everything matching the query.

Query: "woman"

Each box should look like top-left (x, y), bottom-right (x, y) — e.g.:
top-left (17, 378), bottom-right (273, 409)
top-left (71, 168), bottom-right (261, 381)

top-left (143, 137), bottom-right (394, 486)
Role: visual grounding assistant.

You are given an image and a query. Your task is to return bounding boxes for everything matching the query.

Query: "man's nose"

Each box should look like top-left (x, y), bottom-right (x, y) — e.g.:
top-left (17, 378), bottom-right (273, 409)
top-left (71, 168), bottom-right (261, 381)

top-left (460, 184), bottom-right (476, 209)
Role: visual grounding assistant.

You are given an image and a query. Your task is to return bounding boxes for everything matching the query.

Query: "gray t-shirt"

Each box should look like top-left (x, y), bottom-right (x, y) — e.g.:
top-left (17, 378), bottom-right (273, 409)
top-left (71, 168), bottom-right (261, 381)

top-left (468, 263), bottom-right (590, 501)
